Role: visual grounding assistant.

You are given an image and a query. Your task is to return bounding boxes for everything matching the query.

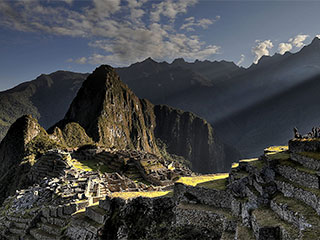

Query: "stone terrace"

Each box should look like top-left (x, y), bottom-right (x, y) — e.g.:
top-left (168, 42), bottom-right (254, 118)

top-left (3, 136), bottom-right (320, 239)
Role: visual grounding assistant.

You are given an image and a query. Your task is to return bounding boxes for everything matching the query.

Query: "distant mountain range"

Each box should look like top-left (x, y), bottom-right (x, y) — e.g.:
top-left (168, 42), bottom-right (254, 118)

top-left (119, 37), bottom-right (320, 157)
top-left (1, 37), bottom-right (320, 160)
top-left (0, 71), bottom-right (88, 140)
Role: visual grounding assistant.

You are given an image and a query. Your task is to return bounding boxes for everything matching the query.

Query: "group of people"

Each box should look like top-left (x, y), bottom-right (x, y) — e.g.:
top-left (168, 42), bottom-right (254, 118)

top-left (294, 127), bottom-right (320, 139)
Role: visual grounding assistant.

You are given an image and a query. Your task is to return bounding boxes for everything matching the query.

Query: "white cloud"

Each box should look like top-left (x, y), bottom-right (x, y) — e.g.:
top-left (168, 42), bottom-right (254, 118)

top-left (237, 54), bottom-right (245, 66)
top-left (91, 0), bottom-right (121, 18)
top-left (252, 40), bottom-right (273, 64)
top-left (0, 0), bottom-right (220, 66)
top-left (278, 42), bottom-right (292, 55)
top-left (150, 0), bottom-right (198, 22)
top-left (75, 57), bottom-right (87, 64)
top-left (289, 34), bottom-right (309, 48)
top-left (180, 16), bottom-right (219, 32)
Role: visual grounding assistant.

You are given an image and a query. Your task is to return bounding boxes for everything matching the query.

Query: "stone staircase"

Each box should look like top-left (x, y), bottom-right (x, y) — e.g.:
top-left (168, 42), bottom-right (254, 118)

top-left (64, 199), bottom-right (109, 239)
top-left (225, 142), bottom-right (320, 239)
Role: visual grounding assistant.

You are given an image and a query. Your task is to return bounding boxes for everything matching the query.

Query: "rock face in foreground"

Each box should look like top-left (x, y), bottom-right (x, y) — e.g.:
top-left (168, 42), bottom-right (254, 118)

top-left (51, 65), bottom-right (234, 173)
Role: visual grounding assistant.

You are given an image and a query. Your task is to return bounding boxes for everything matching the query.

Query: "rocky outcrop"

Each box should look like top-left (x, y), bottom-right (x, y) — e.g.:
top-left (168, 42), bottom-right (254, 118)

top-left (51, 65), bottom-right (160, 155)
top-left (154, 105), bottom-right (230, 173)
top-left (0, 115), bottom-right (41, 202)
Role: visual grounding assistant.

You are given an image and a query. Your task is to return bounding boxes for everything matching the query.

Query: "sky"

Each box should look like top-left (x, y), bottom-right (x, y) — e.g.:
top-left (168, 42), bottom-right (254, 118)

top-left (1, 0), bottom-right (320, 91)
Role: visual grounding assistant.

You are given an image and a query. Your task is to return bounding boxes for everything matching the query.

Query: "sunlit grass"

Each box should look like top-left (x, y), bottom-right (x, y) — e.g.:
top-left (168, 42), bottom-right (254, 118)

top-left (264, 146), bottom-right (288, 153)
top-left (232, 162), bottom-right (239, 168)
top-left (68, 158), bottom-right (112, 173)
top-left (239, 158), bottom-right (259, 163)
top-left (176, 173), bottom-right (229, 187)
top-left (69, 159), bottom-right (93, 172)
top-left (300, 152), bottom-right (320, 160)
top-left (109, 191), bottom-right (172, 200)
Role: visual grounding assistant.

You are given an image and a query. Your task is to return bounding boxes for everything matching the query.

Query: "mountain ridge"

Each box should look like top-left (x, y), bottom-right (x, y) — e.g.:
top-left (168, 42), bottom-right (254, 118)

top-left (48, 65), bottom-right (237, 173)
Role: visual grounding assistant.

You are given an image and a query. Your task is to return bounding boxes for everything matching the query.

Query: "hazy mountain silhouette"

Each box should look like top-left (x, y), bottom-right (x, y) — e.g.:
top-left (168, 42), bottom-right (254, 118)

top-left (1, 37), bottom-right (320, 159)
top-left (0, 71), bottom-right (88, 140)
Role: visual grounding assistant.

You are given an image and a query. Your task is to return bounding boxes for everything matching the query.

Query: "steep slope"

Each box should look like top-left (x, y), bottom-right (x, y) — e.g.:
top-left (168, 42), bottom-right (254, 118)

top-left (215, 73), bottom-right (320, 157)
top-left (154, 105), bottom-right (228, 173)
top-left (50, 65), bottom-right (237, 173)
top-left (117, 37), bottom-right (320, 158)
top-left (0, 115), bottom-right (57, 202)
top-left (0, 71), bottom-right (88, 140)
top-left (51, 65), bottom-right (160, 154)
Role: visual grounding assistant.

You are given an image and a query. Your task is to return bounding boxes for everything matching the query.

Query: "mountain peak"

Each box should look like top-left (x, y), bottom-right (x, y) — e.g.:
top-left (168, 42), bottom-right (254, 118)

top-left (0, 115), bottom-right (41, 174)
top-left (309, 36), bottom-right (320, 47)
top-left (51, 65), bottom-right (160, 153)
top-left (172, 58), bottom-right (186, 64)
top-left (141, 57), bottom-right (157, 64)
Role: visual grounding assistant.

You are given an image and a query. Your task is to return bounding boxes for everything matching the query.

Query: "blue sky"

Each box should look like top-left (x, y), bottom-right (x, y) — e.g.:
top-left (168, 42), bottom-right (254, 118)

top-left (0, 0), bottom-right (320, 90)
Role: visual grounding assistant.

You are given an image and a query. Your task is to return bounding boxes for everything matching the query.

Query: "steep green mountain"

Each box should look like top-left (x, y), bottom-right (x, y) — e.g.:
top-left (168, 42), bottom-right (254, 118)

top-left (3, 38), bottom-right (320, 161)
top-left (0, 115), bottom-right (60, 202)
top-left (0, 71), bottom-right (88, 140)
top-left (50, 65), bottom-right (238, 173)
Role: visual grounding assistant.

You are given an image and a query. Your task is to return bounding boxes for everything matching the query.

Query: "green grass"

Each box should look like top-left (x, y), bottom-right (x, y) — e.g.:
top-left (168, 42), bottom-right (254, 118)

top-left (178, 202), bottom-right (234, 219)
top-left (252, 207), bottom-right (300, 238)
top-left (239, 158), bottom-right (259, 163)
top-left (109, 191), bottom-right (172, 200)
top-left (0, 119), bottom-right (10, 127)
top-left (61, 122), bottom-right (94, 148)
top-left (278, 159), bottom-right (317, 175)
top-left (276, 175), bottom-right (320, 198)
top-left (264, 146), bottom-right (288, 153)
top-left (236, 224), bottom-right (255, 240)
top-left (273, 194), bottom-right (319, 219)
top-left (196, 178), bottom-right (228, 190)
top-left (176, 173), bottom-right (229, 187)
top-left (299, 152), bottom-right (320, 160)
top-left (249, 159), bottom-right (266, 170)
top-left (231, 170), bottom-right (249, 179)
top-left (272, 194), bottom-right (320, 237)
top-left (26, 128), bottom-right (64, 156)
top-left (265, 151), bottom-right (290, 161)
top-left (69, 158), bottom-right (113, 173)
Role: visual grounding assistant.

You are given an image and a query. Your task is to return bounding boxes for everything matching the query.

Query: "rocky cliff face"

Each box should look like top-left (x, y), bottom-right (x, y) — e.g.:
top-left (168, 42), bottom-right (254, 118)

top-left (50, 65), bottom-right (234, 173)
top-left (154, 105), bottom-right (228, 173)
top-left (51, 65), bottom-right (160, 155)
top-left (0, 115), bottom-right (41, 201)
top-left (0, 115), bottom-right (40, 176)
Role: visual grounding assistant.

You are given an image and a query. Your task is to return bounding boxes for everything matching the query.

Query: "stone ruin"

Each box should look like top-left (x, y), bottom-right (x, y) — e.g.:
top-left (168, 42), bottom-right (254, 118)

top-left (0, 146), bottom-right (193, 240)
top-left (3, 132), bottom-right (320, 239)
top-left (293, 126), bottom-right (320, 139)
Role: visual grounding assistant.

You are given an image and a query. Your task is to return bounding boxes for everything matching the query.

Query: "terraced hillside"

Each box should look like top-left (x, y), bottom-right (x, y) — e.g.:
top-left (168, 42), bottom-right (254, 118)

top-left (2, 130), bottom-right (320, 239)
